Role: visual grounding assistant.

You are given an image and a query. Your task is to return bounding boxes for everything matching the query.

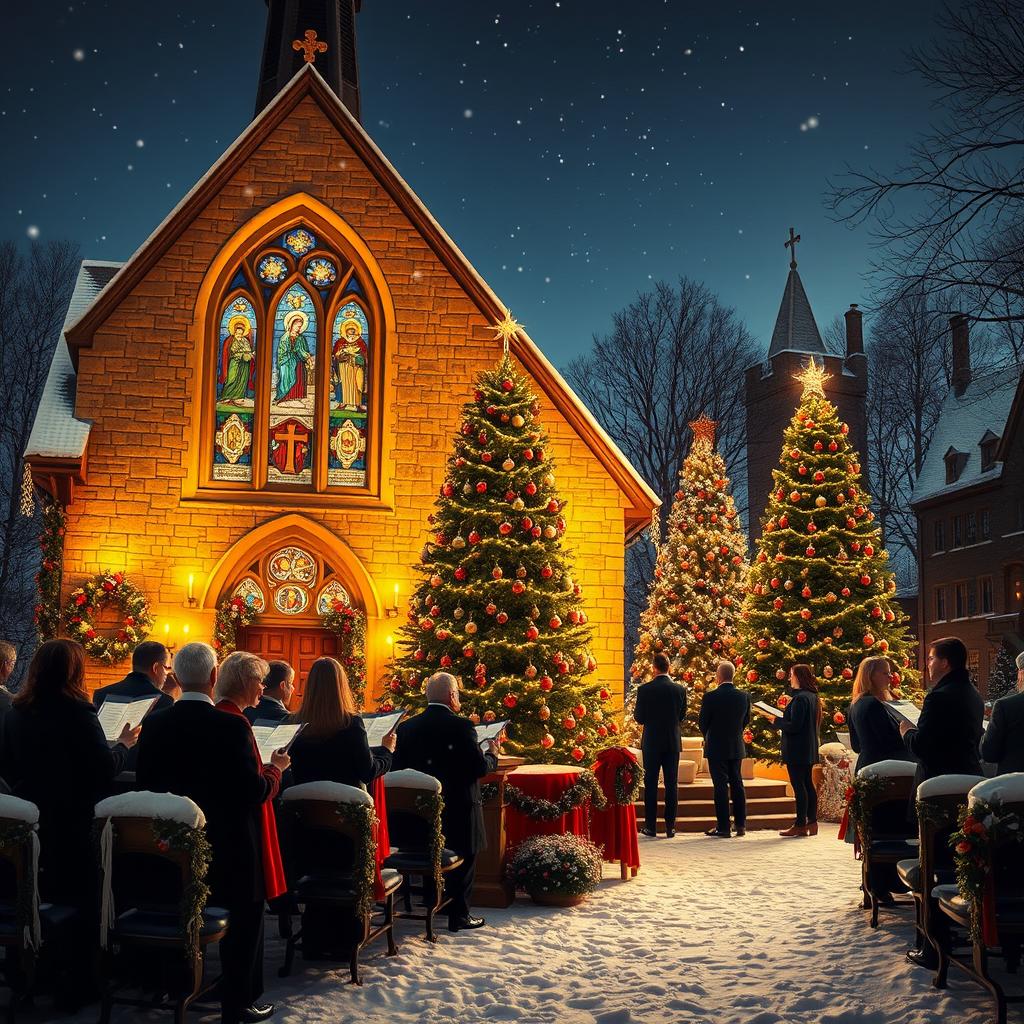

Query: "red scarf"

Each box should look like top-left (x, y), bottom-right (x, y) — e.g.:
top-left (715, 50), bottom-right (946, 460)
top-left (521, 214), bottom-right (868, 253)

top-left (216, 700), bottom-right (287, 900)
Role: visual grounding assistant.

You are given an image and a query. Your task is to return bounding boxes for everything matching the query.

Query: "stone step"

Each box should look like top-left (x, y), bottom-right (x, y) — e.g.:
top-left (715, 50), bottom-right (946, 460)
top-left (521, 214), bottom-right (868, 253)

top-left (641, 813), bottom-right (798, 835)
top-left (639, 781), bottom-right (791, 800)
top-left (633, 796), bottom-right (796, 817)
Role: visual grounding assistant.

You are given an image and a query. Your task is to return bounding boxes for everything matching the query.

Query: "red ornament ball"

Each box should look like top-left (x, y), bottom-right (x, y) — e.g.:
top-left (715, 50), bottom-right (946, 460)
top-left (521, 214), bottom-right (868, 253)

top-left (501, 378), bottom-right (514, 392)
top-left (833, 711), bottom-right (846, 726)
top-left (476, 481), bottom-right (488, 494)
top-left (571, 747), bottom-right (585, 762)
top-left (503, 693), bottom-right (518, 709)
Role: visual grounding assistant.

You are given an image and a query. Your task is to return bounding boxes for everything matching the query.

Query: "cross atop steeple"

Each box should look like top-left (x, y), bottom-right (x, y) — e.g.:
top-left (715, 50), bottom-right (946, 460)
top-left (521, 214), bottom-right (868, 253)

top-left (784, 227), bottom-right (801, 270)
top-left (292, 28), bottom-right (328, 65)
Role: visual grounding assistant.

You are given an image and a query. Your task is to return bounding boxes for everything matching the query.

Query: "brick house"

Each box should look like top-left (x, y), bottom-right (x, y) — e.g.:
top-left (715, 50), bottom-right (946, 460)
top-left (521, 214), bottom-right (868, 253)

top-left (24, 60), bottom-right (657, 703)
top-left (910, 315), bottom-right (1024, 693)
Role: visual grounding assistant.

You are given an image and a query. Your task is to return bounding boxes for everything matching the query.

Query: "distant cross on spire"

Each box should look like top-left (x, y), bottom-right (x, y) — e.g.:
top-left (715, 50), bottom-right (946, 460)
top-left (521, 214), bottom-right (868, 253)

top-left (293, 29), bottom-right (328, 65)
top-left (785, 227), bottom-right (801, 270)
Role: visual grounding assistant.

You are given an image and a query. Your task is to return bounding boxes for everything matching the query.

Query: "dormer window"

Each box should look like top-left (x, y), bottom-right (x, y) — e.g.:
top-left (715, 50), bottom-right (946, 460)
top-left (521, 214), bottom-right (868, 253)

top-left (979, 430), bottom-right (1000, 472)
top-left (944, 446), bottom-right (968, 484)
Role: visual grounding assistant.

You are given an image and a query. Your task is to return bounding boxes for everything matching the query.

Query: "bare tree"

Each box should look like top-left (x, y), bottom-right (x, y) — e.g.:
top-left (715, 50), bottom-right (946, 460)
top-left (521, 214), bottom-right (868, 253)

top-left (564, 278), bottom-right (757, 672)
top-left (828, 0), bottom-right (1024, 330)
top-left (0, 240), bottom-right (79, 674)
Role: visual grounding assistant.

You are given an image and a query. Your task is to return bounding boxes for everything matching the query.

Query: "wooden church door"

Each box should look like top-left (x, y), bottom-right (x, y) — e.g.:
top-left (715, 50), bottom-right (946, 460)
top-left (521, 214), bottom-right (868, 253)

top-left (241, 626), bottom-right (340, 706)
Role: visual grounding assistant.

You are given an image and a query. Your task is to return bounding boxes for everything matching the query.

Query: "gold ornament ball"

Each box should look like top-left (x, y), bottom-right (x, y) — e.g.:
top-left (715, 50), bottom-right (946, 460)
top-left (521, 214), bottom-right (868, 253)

top-left (511, 414), bottom-right (525, 428)
top-left (465, 620), bottom-right (478, 634)
top-left (453, 606), bottom-right (465, 619)
top-left (815, 496), bottom-right (826, 508)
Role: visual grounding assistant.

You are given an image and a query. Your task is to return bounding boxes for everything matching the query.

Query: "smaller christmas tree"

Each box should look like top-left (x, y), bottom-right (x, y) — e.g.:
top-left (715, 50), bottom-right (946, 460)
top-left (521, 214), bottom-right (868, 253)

top-left (626, 416), bottom-right (747, 739)
top-left (986, 642), bottom-right (1019, 703)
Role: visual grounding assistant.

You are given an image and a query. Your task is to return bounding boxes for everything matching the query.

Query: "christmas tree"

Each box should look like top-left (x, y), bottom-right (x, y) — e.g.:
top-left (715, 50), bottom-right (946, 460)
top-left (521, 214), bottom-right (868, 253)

top-left (626, 416), bottom-right (748, 739)
top-left (986, 642), bottom-right (1019, 703)
top-left (736, 360), bottom-right (919, 761)
top-left (385, 334), bottom-right (610, 764)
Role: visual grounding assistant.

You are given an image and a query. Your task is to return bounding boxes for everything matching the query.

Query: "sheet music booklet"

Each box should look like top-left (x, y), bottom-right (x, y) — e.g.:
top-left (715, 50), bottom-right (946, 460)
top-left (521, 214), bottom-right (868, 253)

top-left (97, 696), bottom-right (160, 742)
top-left (361, 710), bottom-right (406, 747)
top-left (475, 719), bottom-right (510, 750)
top-left (250, 721), bottom-right (306, 765)
top-left (753, 700), bottom-right (786, 719)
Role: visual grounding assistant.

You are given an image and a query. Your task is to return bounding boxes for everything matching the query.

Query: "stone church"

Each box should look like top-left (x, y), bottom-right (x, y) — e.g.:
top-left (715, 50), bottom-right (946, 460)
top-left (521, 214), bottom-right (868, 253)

top-left (25, 1), bottom-right (658, 702)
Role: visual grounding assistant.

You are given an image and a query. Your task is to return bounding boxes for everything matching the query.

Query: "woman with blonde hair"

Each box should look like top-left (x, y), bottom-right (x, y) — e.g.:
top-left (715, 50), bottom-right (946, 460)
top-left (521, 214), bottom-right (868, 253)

top-left (289, 657), bottom-right (395, 787)
top-left (847, 657), bottom-right (914, 773)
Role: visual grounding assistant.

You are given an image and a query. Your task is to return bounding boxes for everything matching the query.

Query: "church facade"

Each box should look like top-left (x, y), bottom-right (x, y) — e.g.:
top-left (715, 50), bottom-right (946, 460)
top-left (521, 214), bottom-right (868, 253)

top-left (26, 64), bottom-right (657, 702)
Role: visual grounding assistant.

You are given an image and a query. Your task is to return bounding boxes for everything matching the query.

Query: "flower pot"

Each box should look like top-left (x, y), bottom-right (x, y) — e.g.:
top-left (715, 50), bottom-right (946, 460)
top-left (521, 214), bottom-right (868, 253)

top-left (529, 891), bottom-right (587, 907)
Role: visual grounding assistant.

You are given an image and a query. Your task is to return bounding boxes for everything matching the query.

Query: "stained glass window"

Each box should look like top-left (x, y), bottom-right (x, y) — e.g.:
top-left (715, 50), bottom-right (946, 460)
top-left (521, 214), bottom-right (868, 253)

top-left (232, 577), bottom-right (266, 611)
top-left (268, 546), bottom-right (318, 585)
top-left (328, 299), bottom-right (369, 487)
top-left (213, 295), bottom-right (257, 481)
top-left (274, 584), bottom-right (309, 614)
top-left (317, 580), bottom-right (350, 613)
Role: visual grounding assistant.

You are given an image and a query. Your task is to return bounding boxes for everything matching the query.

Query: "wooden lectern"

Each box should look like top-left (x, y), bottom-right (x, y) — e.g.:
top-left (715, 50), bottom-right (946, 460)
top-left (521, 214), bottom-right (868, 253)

top-left (472, 756), bottom-right (526, 908)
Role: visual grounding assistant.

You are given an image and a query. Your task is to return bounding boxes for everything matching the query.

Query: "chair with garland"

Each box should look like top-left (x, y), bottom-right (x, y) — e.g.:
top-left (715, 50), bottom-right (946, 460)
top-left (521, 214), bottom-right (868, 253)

top-left (278, 781), bottom-right (401, 984)
top-left (380, 770), bottom-right (464, 942)
top-left (933, 774), bottom-right (1024, 1024)
top-left (896, 774), bottom-right (983, 965)
top-left (93, 792), bottom-right (226, 1024)
top-left (588, 748), bottom-right (641, 881)
top-left (851, 760), bottom-right (918, 928)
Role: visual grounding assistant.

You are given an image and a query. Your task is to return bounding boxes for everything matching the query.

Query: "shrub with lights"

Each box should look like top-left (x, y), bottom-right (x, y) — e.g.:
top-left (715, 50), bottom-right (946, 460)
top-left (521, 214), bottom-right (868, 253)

top-left (735, 361), bottom-right (918, 761)
top-left (385, 351), bottom-right (610, 764)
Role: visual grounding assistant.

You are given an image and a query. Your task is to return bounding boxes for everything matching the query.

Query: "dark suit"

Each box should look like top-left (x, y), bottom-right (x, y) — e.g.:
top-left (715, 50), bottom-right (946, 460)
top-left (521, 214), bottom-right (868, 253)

top-left (980, 690), bottom-right (1024, 775)
top-left (633, 674), bottom-right (688, 832)
top-left (289, 716), bottom-right (392, 787)
top-left (699, 681), bottom-right (750, 833)
top-left (136, 698), bottom-right (282, 1023)
top-left (848, 695), bottom-right (916, 773)
top-left (393, 704), bottom-right (496, 922)
top-left (243, 695), bottom-right (290, 725)
top-left (92, 671), bottom-right (173, 770)
top-left (904, 668), bottom-right (984, 788)
top-left (773, 689), bottom-right (821, 827)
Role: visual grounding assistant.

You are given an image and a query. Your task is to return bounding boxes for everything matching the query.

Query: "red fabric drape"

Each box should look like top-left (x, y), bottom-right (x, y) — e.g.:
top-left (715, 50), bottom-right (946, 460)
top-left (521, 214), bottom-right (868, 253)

top-left (216, 700), bottom-right (287, 900)
top-left (981, 878), bottom-right (999, 946)
top-left (504, 766), bottom-right (590, 851)
top-left (371, 775), bottom-right (390, 901)
top-left (589, 747), bottom-right (641, 870)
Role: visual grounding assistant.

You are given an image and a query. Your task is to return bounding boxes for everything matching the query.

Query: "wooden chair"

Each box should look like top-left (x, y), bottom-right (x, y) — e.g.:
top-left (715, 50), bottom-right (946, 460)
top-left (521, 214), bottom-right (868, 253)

top-left (93, 792), bottom-right (227, 1024)
top-left (898, 774), bottom-right (983, 960)
top-left (381, 769), bottom-right (464, 942)
top-left (853, 760), bottom-right (918, 928)
top-left (933, 776), bottom-right (1024, 1024)
top-left (278, 781), bottom-right (401, 984)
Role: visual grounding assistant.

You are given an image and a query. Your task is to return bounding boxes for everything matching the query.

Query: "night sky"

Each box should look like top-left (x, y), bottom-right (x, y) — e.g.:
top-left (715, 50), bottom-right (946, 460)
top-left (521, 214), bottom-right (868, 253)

top-left (3, 1), bottom-right (943, 364)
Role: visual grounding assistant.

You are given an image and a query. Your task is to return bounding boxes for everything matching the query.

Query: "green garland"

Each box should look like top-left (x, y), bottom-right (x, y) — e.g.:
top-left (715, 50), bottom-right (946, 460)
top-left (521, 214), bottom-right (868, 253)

top-left (845, 772), bottom-right (889, 849)
top-left (614, 760), bottom-right (643, 806)
top-left (951, 799), bottom-right (1024, 944)
top-left (64, 572), bottom-right (153, 665)
top-left (414, 792), bottom-right (445, 894)
top-left (506, 833), bottom-right (604, 897)
top-left (501, 769), bottom-right (608, 821)
top-left (334, 802), bottom-right (377, 920)
top-left (34, 500), bottom-right (65, 642)
top-left (0, 820), bottom-right (38, 944)
top-left (152, 818), bottom-right (212, 962)
top-left (212, 596), bottom-right (261, 657)
top-left (916, 799), bottom-right (958, 831)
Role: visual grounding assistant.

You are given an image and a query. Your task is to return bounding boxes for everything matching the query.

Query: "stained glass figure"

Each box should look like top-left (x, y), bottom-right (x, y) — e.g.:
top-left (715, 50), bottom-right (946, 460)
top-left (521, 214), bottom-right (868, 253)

top-left (274, 584), bottom-right (309, 614)
top-left (268, 546), bottom-right (317, 585)
top-left (283, 228), bottom-right (316, 256)
top-left (232, 577), bottom-right (265, 612)
top-left (213, 295), bottom-right (257, 481)
top-left (328, 299), bottom-right (369, 487)
top-left (269, 284), bottom-right (317, 484)
top-left (305, 257), bottom-right (337, 288)
top-left (317, 579), bottom-right (350, 613)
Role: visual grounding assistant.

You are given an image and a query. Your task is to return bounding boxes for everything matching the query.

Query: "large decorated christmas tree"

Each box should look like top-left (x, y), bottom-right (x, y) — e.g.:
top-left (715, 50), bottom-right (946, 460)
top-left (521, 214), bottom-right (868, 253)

top-left (626, 416), bottom-right (748, 738)
top-left (385, 339), bottom-right (610, 764)
top-left (736, 361), bottom-right (918, 761)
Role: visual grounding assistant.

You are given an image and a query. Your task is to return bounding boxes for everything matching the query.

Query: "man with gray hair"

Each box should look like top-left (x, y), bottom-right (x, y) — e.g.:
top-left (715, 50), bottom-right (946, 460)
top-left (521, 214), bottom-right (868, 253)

top-left (394, 672), bottom-right (499, 932)
top-left (980, 650), bottom-right (1024, 775)
top-left (137, 643), bottom-right (288, 1024)
top-left (699, 660), bottom-right (751, 838)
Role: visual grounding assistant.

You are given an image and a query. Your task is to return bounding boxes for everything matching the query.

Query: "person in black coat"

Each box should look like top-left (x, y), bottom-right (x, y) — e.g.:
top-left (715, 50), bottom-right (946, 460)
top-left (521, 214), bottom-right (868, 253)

top-left (392, 672), bottom-right (498, 932)
top-left (633, 652), bottom-right (688, 837)
top-left (136, 643), bottom-right (289, 1024)
top-left (289, 657), bottom-right (394, 787)
top-left (755, 663), bottom-right (821, 837)
top-left (900, 637), bottom-right (983, 788)
top-left (981, 651), bottom-right (1024, 775)
top-left (0, 640), bottom-right (139, 1008)
top-left (244, 660), bottom-right (295, 725)
top-left (699, 660), bottom-right (750, 838)
top-left (847, 656), bottom-right (916, 773)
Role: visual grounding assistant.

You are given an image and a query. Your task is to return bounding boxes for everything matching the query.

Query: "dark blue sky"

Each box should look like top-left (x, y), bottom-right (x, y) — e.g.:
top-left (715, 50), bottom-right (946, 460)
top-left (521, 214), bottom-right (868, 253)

top-left (3, 1), bottom-right (943, 364)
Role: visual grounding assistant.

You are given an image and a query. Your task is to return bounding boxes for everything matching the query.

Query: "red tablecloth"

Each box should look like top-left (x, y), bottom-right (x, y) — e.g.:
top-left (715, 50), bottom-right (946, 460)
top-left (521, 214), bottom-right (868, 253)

top-left (371, 774), bottom-right (390, 901)
top-left (589, 748), bottom-right (641, 871)
top-left (505, 765), bottom-right (591, 851)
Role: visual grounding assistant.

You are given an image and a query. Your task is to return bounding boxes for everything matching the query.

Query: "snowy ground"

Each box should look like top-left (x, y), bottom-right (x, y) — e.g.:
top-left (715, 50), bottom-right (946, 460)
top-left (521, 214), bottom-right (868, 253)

top-left (47, 824), bottom-right (1017, 1024)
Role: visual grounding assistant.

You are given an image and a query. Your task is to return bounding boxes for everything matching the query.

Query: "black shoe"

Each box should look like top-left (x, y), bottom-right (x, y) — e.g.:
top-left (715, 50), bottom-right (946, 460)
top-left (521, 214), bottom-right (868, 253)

top-left (665, 829), bottom-right (676, 838)
top-left (735, 827), bottom-right (746, 837)
top-left (704, 828), bottom-right (731, 838)
top-left (638, 827), bottom-right (658, 838)
top-left (448, 915), bottom-right (485, 932)
top-left (240, 1005), bottom-right (275, 1023)
top-left (906, 948), bottom-right (938, 969)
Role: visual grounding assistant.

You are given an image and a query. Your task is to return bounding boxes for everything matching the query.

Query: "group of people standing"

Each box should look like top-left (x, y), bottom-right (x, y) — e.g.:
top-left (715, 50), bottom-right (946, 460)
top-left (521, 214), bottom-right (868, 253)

top-left (0, 638), bottom-right (498, 1024)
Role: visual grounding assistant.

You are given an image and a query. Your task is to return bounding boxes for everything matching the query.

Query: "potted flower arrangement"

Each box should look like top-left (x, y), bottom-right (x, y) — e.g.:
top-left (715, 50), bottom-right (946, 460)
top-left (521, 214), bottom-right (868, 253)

top-left (507, 833), bottom-right (604, 907)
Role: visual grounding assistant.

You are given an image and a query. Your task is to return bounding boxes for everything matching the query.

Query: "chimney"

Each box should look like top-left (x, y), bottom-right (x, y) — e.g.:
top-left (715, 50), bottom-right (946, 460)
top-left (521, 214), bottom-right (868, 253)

top-left (951, 314), bottom-right (971, 396)
top-left (844, 303), bottom-right (864, 358)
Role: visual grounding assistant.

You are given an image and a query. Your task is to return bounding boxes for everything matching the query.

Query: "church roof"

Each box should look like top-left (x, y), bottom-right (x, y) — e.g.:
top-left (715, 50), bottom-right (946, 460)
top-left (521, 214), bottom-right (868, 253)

top-left (767, 268), bottom-right (827, 359)
top-left (910, 366), bottom-right (1020, 506)
top-left (61, 64), bottom-right (659, 538)
top-left (25, 260), bottom-right (122, 461)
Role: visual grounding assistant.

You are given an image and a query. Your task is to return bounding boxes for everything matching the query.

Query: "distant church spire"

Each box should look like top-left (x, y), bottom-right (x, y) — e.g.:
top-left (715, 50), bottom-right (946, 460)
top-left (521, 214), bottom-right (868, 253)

top-left (766, 228), bottom-right (826, 359)
top-left (255, 0), bottom-right (362, 120)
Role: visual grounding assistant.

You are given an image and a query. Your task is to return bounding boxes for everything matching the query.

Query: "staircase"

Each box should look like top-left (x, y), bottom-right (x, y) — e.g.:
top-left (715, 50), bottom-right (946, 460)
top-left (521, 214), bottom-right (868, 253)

top-left (633, 776), bottom-right (796, 834)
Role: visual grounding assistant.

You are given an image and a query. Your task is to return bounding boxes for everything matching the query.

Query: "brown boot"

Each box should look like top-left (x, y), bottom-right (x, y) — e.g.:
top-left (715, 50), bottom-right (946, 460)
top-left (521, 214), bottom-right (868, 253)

top-left (778, 824), bottom-right (809, 837)
top-left (807, 821), bottom-right (819, 836)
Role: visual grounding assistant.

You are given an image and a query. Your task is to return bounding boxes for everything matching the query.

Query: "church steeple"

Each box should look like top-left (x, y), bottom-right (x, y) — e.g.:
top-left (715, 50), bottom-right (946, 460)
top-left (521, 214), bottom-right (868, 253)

top-left (255, 0), bottom-right (362, 120)
top-left (766, 228), bottom-right (827, 359)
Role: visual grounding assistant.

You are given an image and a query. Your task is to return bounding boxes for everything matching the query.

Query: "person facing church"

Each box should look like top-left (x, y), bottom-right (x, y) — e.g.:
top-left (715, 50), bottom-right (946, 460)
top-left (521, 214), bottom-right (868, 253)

top-left (698, 660), bottom-right (750, 838)
top-left (633, 652), bottom-right (688, 838)
top-left (979, 650), bottom-right (1024, 775)
top-left (288, 656), bottom-right (395, 787)
top-left (136, 644), bottom-right (290, 1024)
top-left (393, 672), bottom-right (499, 933)
top-left (244, 659), bottom-right (295, 724)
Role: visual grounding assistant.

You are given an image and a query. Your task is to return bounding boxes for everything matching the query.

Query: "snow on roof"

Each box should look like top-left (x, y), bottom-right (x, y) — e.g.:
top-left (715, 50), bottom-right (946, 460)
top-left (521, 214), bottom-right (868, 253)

top-left (25, 261), bottom-right (121, 460)
top-left (910, 367), bottom-right (1020, 506)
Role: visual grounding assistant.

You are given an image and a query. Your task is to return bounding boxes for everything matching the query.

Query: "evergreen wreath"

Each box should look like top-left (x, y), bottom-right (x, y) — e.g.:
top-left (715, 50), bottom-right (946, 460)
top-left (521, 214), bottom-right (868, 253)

top-left (614, 760), bottom-right (644, 806)
top-left (34, 500), bottom-right (65, 642)
top-left (64, 572), bottom-right (153, 665)
top-left (152, 818), bottom-right (213, 962)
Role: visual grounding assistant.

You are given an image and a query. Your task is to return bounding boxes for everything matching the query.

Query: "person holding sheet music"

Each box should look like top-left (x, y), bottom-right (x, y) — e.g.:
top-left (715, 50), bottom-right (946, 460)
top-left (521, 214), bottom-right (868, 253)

top-left (289, 657), bottom-right (395, 787)
top-left (137, 644), bottom-right (289, 1024)
top-left (393, 672), bottom-right (499, 932)
top-left (847, 657), bottom-right (915, 773)
top-left (0, 639), bottom-right (139, 1009)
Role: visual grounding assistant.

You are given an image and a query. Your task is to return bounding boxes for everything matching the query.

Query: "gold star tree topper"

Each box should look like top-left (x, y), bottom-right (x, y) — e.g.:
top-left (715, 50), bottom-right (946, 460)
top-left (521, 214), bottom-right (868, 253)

top-left (794, 358), bottom-right (832, 398)
top-left (491, 307), bottom-right (523, 355)
top-left (688, 414), bottom-right (717, 450)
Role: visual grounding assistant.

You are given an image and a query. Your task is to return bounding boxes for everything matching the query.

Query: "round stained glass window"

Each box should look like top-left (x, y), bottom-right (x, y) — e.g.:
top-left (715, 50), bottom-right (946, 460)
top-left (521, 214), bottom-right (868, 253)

top-left (274, 585), bottom-right (309, 615)
top-left (284, 228), bottom-right (316, 256)
top-left (257, 254), bottom-right (288, 284)
top-left (305, 258), bottom-right (337, 288)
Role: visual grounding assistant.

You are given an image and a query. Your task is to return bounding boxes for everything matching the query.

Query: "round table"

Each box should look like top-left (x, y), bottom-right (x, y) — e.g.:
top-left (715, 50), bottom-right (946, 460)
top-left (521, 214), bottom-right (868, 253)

top-left (504, 764), bottom-right (591, 851)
